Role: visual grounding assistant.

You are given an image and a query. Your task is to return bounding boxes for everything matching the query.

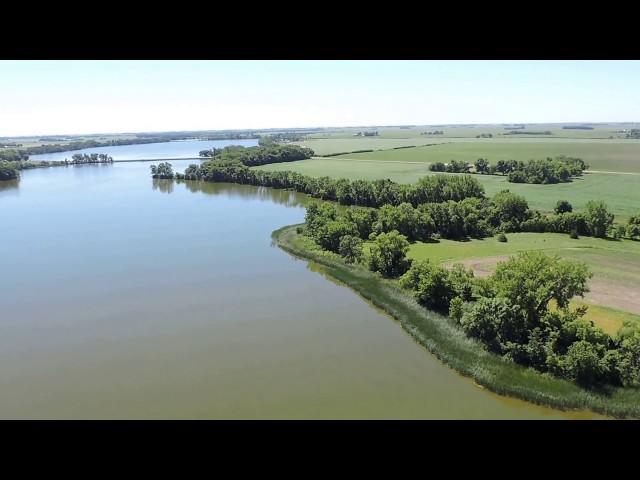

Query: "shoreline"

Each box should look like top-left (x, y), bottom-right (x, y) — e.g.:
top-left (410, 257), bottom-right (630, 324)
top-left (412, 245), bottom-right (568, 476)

top-left (272, 223), bottom-right (640, 419)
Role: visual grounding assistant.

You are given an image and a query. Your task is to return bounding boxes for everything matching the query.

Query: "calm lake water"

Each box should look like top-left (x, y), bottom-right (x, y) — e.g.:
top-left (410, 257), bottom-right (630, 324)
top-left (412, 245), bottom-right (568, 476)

top-left (0, 158), bottom-right (600, 418)
top-left (29, 138), bottom-right (259, 162)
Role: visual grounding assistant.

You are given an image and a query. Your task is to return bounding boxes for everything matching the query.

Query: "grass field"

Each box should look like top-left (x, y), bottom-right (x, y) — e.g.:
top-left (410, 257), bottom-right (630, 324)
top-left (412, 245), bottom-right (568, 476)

top-left (311, 138), bottom-right (640, 173)
top-left (307, 124), bottom-right (640, 141)
top-left (405, 232), bottom-right (640, 330)
top-left (255, 159), bottom-right (640, 220)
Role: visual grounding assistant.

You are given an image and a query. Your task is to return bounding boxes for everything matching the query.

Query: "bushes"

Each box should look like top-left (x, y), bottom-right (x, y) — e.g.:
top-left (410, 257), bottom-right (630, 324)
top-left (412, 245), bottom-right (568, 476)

top-left (0, 161), bottom-right (19, 180)
top-left (400, 260), bottom-right (455, 311)
top-left (364, 231), bottom-right (411, 278)
top-left (338, 235), bottom-right (363, 263)
top-left (555, 200), bottom-right (573, 214)
top-left (497, 233), bottom-right (507, 242)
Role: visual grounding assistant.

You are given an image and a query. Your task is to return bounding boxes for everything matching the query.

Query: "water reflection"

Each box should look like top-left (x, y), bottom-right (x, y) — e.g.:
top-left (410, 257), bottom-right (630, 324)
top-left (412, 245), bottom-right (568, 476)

top-left (0, 179), bottom-right (19, 195)
top-left (152, 178), bottom-right (175, 194)
top-left (155, 178), bottom-right (311, 208)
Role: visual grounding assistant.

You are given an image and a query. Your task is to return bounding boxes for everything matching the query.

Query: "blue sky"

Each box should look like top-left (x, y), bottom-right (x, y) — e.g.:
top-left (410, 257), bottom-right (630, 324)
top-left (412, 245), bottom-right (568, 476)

top-left (1, 61), bottom-right (639, 136)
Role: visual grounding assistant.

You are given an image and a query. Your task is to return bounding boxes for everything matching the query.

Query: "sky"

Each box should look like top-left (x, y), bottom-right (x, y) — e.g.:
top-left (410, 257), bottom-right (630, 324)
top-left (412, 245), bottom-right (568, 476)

top-left (1, 60), bottom-right (639, 137)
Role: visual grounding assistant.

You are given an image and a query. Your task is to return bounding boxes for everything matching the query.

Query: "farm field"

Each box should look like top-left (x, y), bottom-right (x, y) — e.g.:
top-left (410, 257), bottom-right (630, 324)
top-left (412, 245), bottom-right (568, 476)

top-left (255, 159), bottom-right (640, 220)
top-left (299, 137), bottom-right (451, 156)
top-left (405, 232), bottom-right (640, 331)
top-left (307, 124), bottom-right (640, 141)
top-left (314, 138), bottom-right (640, 173)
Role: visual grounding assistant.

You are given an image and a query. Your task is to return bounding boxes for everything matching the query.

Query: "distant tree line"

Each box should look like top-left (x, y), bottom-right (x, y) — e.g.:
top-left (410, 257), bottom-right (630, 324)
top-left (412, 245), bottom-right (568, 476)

top-left (563, 126), bottom-right (594, 130)
top-left (504, 130), bottom-right (552, 135)
top-left (23, 138), bottom-right (171, 156)
top-left (429, 156), bottom-right (588, 184)
top-left (258, 133), bottom-right (306, 146)
top-left (625, 129), bottom-right (640, 139)
top-left (196, 144), bottom-right (314, 166)
top-left (0, 153), bottom-right (114, 180)
top-left (421, 130), bottom-right (444, 135)
top-left (475, 133), bottom-right (493, 138)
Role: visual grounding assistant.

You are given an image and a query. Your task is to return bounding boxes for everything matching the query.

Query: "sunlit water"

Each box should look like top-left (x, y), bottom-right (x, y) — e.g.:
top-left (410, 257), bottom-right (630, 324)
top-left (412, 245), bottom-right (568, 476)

top-left (0, 158), bottom-right (601, 418)
top-left (28, 138), bottom-right (259, 162)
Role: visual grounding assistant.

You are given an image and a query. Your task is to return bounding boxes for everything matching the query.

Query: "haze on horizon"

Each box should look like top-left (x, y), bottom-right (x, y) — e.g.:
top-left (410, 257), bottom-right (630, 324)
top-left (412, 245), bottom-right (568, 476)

top-left (1, 60), bottom-right (639, 137)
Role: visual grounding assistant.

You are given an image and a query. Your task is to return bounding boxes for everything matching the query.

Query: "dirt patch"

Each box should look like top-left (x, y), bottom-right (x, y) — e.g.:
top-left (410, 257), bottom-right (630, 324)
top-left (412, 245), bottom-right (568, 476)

top-left (444, 256), bottom-right (640, 316)
top-left (583, 278), bottom-right (640, 316)
top-left (443, 256), bottom-right (509, 278)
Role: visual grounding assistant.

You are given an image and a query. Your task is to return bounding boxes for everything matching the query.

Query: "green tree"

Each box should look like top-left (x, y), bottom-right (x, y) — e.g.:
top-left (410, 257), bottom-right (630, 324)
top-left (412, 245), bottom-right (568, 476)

top-left (490, 252), bottom-right (591, 323)
top-left (584, 200), bottom-right (614, 238)
top-left (338, 235), bottom-right (363, 264)
top-left (561, 340), bottom-right (606, 386)
top-left (399, 260), bottom-right (455, 311)
top-left (555, 200), bottom-right (573, 214)
top-left (364, 230), bottom-right (411, 278)
top-left (474, 158), bottom-right (490, 174)
top-left (0, 161), bottom-right (19, 180)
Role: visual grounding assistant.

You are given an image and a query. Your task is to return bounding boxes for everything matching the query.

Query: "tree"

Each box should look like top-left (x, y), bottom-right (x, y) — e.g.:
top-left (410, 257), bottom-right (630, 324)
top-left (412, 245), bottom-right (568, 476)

top-left (338, 235), bottom-right (363, 264)
top-left (364, 230), bottom-right (411, 278)
top-left (626, 214), bottom-right (640, 240)
top-left (555, 200), bottom-right (573, 214)
top-left (490, 252), bottom-right (591, 323)
top-left (584, 200), bottom-right (614, 238)
top-left (491, 190), bottom-right (530, 228)
top-left (0, 161), bottom-right (19, 181)
top-left (474, 158), bottom-right (490, 174)
top-left (399, 260), bottom-right (455, 311)
top-left (561, 340), bottom-right (606, 386)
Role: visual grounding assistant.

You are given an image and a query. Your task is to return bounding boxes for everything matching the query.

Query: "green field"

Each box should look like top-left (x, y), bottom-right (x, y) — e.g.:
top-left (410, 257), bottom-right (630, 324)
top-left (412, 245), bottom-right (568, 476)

top-left (255, 159), bottom-right (640, 220)
top-left (300, 137), bottom-right (451, 156)
top-left (306, 124), bottom-right (640, 141)
top-left (405, 232), bottom-right (640, 329)
top-left (308, 138), bottom-right (640, 173)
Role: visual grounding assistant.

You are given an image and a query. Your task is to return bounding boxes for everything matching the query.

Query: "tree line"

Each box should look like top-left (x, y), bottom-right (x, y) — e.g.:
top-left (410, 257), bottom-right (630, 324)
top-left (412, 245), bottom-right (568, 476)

top-left (172, 160), bottom-right (486, 208)
top-left (197, 144), bottom-right (314, 167)
top-left (0, 153), bottom-right (114, 181)
top-left (429, 156), bottom-right (588, 184)
top-left (300, 200), bottom-right (640, 389)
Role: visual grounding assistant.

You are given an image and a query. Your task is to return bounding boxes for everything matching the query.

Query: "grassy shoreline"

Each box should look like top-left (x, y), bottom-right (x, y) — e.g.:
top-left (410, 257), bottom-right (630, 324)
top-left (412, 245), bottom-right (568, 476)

top-left (272, 224), bottom-right (640, 419)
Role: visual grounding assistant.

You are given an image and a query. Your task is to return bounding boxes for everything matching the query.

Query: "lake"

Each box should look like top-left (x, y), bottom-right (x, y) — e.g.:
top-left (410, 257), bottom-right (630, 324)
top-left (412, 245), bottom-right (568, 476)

top-left (0, 157), bottom-right (600, 418)
top-left (28, 138), bottom-right (259, 162)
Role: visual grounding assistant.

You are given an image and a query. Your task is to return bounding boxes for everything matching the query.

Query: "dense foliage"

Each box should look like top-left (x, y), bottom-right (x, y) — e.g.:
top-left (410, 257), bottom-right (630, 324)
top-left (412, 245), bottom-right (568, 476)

top-left (177, 161), bottom-right (486, 209)
top-left (150, 162), bottom-right (175, 179)
top-left (398, 251), bottom-right (640, 388)
top-left (196, 144), bottom-right (313, 166)
top-left (0, 161), bottom-right (19, 180)
top-left (429, 156), bottom-right (588, 184)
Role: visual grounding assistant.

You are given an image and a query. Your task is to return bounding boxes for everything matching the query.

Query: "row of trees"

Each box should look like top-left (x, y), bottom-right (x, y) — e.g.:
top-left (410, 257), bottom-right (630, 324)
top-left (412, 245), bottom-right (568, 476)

top-left (68, 153), bottom-right (113, 164)
top-left (303, 192), bottom-right (616, 249)
top-left (302, 201), bottom-right (639, 388)
top-left (197, 144), bottom-right (314, 167)
top-left (430, 156), bottom-right (588, 184)
top-left (0, 153), bottom-right (115, 180)
top-left (182, 161), bottom-right (485, 208)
